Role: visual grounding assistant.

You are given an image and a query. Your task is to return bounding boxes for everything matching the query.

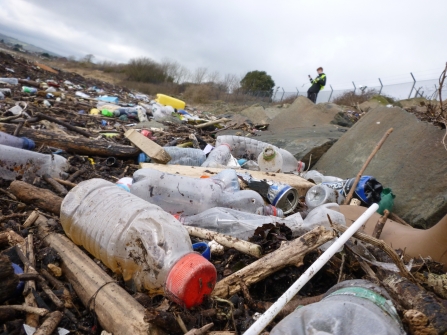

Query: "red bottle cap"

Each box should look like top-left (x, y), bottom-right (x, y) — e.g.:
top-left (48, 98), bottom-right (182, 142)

top-left (165, 253), bottom-right (217, 309)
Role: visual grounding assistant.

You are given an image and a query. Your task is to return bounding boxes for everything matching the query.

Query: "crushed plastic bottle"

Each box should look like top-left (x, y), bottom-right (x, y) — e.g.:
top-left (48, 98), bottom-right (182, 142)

top-left (178, 207), bottom-right (303, 240)
top-left (164, 147), bottom-right (206, 166)
top-left (130, 168), bottom-right (265, 215)
top-left (60, 179), bottom-right (217, 308)
top-left (0, 131), bottom-right (35, 150)
top-left (257, 146), bottom-right (283, 172)
top-left (0, 144), bottom-right (70, 182)
top-left (322, 176), bottom-right (383, 205)
top-left (270, 279), bottom-right (405, 335)
top-left (22, 86), bottom-right (37, 94)
top-left (215, 135), bottom-right (300, 173)
top-left (0, 78), bottom-right (19, 85)
top-left (201, 144), bottom-right (232, 168)
top-left (305, 184), bottom-right (345, 209)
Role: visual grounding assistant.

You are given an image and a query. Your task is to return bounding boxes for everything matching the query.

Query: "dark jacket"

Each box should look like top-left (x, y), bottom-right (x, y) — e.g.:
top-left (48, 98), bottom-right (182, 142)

top-left (308, 73), bottom-right (326, 93)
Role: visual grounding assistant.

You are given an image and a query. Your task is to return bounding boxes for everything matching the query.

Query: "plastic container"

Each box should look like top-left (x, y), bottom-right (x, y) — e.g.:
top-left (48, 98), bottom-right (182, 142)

top-left (97, 96), bottom-right (119, 103)
top-left (156, 93), bottom-right (185, 110)
top-left (0, 131), bottom-right (35, 150)
top-left (0, 78), bottom-right (19, 85)
top-left (270, 279), bottom-right (405, 335)
top-left (163, 147), bottom-right (206, 166)
top-left (22, 86), bottom-right (37, 94)
top-left (305, 184), bottom-right (345, 209)
top-left (60, 179), bottom-right (217, 308)
top-left (130, 168), bottom-right (265, 216)
top-left (258, 146), bottom-right (283, 172)
top-left (178, 208), bottom-right (303, 240)
top-left (75, 91), bottom-right (90, 99)
top-left (152, 103), bottom-right (174, 121)
top-left (137, 106), bottom-right (148, 122)
top-left (0, 144), bottom-right (70, 182)
top-left (101, 109), bottom-right (114, 117)
top-left (201, 144), bottom-right (232, 168)
top-left (215, 135), bottom-right (300, 173)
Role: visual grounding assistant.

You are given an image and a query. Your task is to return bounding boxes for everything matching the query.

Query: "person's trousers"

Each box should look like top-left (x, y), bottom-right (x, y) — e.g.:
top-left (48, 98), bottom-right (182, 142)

top-left (307, 92), bottom-right (318, 103)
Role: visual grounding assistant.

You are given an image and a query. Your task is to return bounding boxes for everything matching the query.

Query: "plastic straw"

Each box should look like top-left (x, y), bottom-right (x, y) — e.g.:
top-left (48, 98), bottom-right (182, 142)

top-left (244, 203), bottom-right (379, 335)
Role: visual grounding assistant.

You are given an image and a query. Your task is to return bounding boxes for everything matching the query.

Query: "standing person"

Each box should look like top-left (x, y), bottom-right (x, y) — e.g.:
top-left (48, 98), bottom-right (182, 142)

top-left (307, 67), bottom-right (326, 103)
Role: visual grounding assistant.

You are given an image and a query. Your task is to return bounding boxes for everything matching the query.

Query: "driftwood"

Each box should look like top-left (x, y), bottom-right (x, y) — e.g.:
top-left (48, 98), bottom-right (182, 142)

top-left (185, 226), bottom-right (262, 258)
top-left (36, 112), bottom-right (92, 138)
top-left (0, 122), bottom-right (139, 157)
top-left (344, 128), bottom-right (393, 204)
top-left (35, 216), bottom-right (164, 335)
top-left (43, 174), bottom-right (68, 196)
top-left (403, 310), bottom-right (438, 335)
top-left (139, 163), bottom-right (315, 197)
top-left (0, 305), bottom-right (49, 316)
top-left (212, 226), bottom-right (335, 298)
top-left (184, 323), bottom-right (214, 335)
top-left (53, 178), bottom-right (77, 189)
top-left (0, 254), bottom-right (19, 303)
top-left (195, 118), bottom-right (231, 129)
top-left (372, 209), bottom-right (389, 239)
top-left (9, 181), bottom-right (62, 215)
top-left (380, 272), bottom-right (447, 334)
top-left (34, 311), bottom-right (64, 335)
top-left (23, 210), bottom-right (40, 228)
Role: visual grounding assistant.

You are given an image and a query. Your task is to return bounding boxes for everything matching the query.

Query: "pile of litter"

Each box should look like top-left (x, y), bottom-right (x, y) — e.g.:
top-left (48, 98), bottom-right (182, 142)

top-left (1, 51), bottom-right (447, 335)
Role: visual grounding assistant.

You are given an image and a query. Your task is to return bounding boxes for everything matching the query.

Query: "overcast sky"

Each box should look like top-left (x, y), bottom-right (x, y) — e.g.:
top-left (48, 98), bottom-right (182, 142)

top-left (0, 0), bottom-right (446, 91)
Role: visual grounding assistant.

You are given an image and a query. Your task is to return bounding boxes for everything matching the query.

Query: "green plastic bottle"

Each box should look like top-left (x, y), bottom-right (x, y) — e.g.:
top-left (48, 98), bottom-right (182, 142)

top-left (377, 188), bottom-right (395, 215)
top-left (101, 109), bottom-right (114, 117)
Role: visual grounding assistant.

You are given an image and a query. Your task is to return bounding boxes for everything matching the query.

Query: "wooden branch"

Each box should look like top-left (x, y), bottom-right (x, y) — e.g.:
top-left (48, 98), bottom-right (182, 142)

top-left (372, 209), bottom-right (389, 239)
top-left (344, 128), bottom-right (393, 204)
top-left (43, 174), bottom-right (68, 196)
top-left (53, 178), bottom-right (77, 189)
top-left (36, 112), bottom-right (91, 138)
top-left (0, 305), bottom-right (48, 316)
top-left (184, 323), bottom-right (214, 335)
top-left (0, 212), bottom-right (27, 223)
top-left (332, 223), bottom-right (414, 281)
top-left (34, 311), bottom-right (64, 335)
top-left (0, 122), bottom-right (139, 157)
top-left (13, 121), bottom-right (24, 136)
top-left (9, 181), bottom-right (62, 215)
top-left (186, 226), bottom-right (262, 258)
top-left (23, 210), bottom-right (40, 228)
top-left (66, 168), bottom-right (86, 182)
top-left (212, 226), bottom-right (335, 298)
top-left (195, 118), bottom-right (231, 129)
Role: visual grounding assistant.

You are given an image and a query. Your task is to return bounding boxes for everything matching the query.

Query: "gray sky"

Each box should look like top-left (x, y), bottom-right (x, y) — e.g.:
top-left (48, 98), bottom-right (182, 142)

top-left (1, 0), bottom-right (446, 91)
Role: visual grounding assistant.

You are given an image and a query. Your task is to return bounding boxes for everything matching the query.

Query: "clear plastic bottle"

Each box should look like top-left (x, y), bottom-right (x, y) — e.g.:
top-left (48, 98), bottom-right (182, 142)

top-left (305, 184), bottom-right (345, 209)
top-left (215, 135), bottom-right (299, 173)
top-left (163, 147), bottom-right (206, 166)
top-left (301, 170), bottom-right (324, 184)
top-left (270, 279), bottom-right (405, 335)
top-left (0, 144), bottom-right (70, 182)
top-left (0, 131), bottom-right (35, 150)
top-left (257, 146), bottom-right (283, 172)
top-left (201, 144), bottom-right (231, 168)
top-left (178, 207), bottom-right (303, 240)
top-left (130, 168), bottom-right (265, 215)
top-left (0, 78), bottom-right (19, 85)
top-left (60, 179), bottom-right (217, 308)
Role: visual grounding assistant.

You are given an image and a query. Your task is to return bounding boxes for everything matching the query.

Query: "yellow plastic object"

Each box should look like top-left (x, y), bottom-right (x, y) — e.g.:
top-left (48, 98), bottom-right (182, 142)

top-left (90, 108), bottom-right (100, 115)
top-left (155, 94), bottom-right (185, 110)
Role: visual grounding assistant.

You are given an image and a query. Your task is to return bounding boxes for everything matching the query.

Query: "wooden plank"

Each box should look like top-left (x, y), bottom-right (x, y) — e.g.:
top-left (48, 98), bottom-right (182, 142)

top-left (139, 163), bottom-right (315, 197)
top-left (125, 129), bottom-right (171, 164)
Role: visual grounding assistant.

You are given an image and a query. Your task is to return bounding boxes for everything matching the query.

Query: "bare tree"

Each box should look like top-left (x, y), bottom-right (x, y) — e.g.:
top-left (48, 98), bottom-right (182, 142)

top-left (221, 73), bottom-right (241, 92)
top-left (207, 70), bottom-right (221, 84)
top-left (192, 67), bottom-right (208, 84)
top-left (160, 58), bottom-right (181, 82)
top-left (175, 65), bottom-right (191, 84)
top-left (82, 54), bottom-right (95, 63)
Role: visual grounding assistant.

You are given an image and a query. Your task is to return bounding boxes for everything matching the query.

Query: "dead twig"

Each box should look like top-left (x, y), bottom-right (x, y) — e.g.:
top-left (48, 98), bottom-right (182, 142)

top-left (372, 209), bottom-right (389, 239)
top-left (0, 305), bottom-right (48, 316)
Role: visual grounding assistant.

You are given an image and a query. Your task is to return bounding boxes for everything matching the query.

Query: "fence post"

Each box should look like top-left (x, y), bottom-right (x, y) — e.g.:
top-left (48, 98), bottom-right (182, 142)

top-left (328, 85), bottom-right (334, 102)
top-left (280, 87), bottom-right (285, 102)
top-left (378, 78), bottom-right (383, 95)
top-left (408, 72), bottom-right (416, 99)
top-left (352, 81), bottom-right (356, 92)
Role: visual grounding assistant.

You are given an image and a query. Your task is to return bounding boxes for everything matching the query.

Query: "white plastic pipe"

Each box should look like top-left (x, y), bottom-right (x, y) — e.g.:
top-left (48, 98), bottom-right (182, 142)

top-left (244, 203), bottom-right (379, 335)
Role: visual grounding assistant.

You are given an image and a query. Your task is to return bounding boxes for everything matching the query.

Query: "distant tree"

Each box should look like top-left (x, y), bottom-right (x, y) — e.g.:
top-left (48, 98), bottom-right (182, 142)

top-left (240, 70), bottom-right (275, 94)
top-left (14, 44), bottom-right (22, 49)
top-left (0, 39), bottom-right (4, 44)
top-left (126, 57), bottom-right (170, 84)
top-left (192, 67), bottom-right (208, 84)
top-left (82, 54), bottom-right (95, 63)
top-left (41, 52), bottom-right (51, 58)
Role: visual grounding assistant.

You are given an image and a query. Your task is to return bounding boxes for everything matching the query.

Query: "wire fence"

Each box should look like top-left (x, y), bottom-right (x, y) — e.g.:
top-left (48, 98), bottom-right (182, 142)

top-left (221, 76), bottom-right (447, 106)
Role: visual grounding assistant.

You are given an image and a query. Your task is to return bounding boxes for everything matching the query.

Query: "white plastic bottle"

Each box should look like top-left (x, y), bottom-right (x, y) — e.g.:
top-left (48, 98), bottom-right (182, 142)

top-left (0, 78), bottom-right (19, 85)
top-left (178, 207), bottom-right (303, 240)
top-left (0, 131), bottom-right (35, 150)
top-left (130, 168), bottom-right (265, 215)
top-left (257, 146), bottom-right (283, 172)
top-left (270, 279), bottom-right (405, 335)
top-left (163, 147), bottom-right (206, 166)
top-left (305, 184), bottom-right (345, 209)
top-left (201, 144), bottom-right (232, 168)
top-left (0, 144), bottom-right (70, 182)
top-left (60, 179), bottom-right (217, 308)
top-left (301, 170), bottom-right (324, 184)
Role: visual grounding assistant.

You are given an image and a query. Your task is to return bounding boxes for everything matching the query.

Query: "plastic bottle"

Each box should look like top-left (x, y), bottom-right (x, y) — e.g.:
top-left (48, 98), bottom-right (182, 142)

top-left (0, 91), bottom-right (4, 100)
top-left (0, 78), bottom-right (19, 85)
top-left (201, 144), bottom-right (232, 168)
top-left (164, 147), bottom-right (206, 166)
top-left (136, 106), bottom-right (148, 122)
top-left (152, 103), bottom-right (174, 121)
top-left (60, 179), bottom-right (217, 308)
top-left (305, 184), bottom-right (345, 209)
top-left (130, 168), bottom-right (265, 216)
top-left (0, 131), bottom-right (35, 150)
top-left (101, 109), bottom-right (114, 117)
top-left (270, 279), bottom-right (405, 335)
top-left (215, 135), bottom-right (300, 173)
top-left (22, 86), bottom-right (37, 94)
top-left (0, 144), bottom-right (70, 182)
top-left (178, 208), bottom-right (303, 240)
top-left (258, 146), bottom-right (283, 172)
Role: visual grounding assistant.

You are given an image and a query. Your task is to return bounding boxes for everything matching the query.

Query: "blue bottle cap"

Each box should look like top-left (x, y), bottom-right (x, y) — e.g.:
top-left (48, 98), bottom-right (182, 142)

top-left (21, 137), bottom-right (35, 150)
